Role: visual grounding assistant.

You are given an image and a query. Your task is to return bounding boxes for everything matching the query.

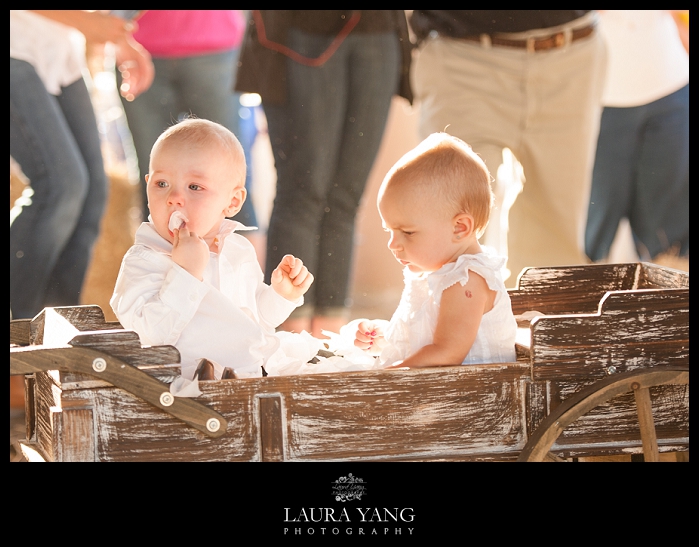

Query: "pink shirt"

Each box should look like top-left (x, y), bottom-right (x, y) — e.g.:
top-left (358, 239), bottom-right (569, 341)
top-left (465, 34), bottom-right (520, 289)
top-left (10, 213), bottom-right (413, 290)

top-left (133, 10), bottom-right (246, 58)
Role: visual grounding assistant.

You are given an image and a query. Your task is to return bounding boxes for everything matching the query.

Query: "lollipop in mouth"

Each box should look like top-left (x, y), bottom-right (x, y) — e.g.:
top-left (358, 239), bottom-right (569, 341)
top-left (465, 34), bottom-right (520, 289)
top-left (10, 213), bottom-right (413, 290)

top-left (168, 211), bottom-right (188, 232)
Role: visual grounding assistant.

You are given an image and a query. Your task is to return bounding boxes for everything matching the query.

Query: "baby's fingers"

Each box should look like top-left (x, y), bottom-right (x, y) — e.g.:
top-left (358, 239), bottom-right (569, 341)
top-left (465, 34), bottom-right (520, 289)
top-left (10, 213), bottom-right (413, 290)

top-left (357, 320), bottom-right (378, 338)
top-left (295, 270), bottom-right (314, 291)
top-left (291, 266), bottom-right (312, 285)
top-left (355, 331), bottom-right (374, 344)
top-left (281, 255), bottom-right (304, 278)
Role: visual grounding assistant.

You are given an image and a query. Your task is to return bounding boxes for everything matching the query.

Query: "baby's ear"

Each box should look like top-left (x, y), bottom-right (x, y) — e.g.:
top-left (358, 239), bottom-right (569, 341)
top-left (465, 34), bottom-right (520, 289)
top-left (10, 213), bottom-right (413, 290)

top-left (226, 186), bottom-right (247, 217)
top-left (453, 213), bottom-right (475, 239)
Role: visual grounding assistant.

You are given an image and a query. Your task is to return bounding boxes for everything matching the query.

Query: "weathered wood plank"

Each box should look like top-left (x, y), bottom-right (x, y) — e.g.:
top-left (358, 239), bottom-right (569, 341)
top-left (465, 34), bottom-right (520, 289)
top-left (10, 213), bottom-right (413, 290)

top-left (529, 289), bottom-right (689, 380)
top-left (639, 262), bottom-right (689, 289)
top-left (55, 403), bottom-right (96, 462)
top-left (48, 364), bottom-right (530, 462)
top-left (259, 395), bottom-right (285, 462)
top-left (510, 263), bottom-right (639, 315)
top-left (30, 305), bottom-right (122, 345)
top-left (34, 371), bottom-right (59, 463)
top-left (10, 319), bottom-right (31, 346)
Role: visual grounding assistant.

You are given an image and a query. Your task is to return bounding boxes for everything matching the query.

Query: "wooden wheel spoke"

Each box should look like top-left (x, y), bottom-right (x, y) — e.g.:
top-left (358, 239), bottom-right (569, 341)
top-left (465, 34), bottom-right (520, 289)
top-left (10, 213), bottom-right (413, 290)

top-left (518, 366), bottom-right (688, 462)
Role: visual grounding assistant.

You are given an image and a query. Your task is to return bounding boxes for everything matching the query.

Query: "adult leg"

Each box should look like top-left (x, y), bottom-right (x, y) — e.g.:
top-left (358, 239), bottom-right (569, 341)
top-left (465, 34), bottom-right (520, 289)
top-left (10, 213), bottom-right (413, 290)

top-left (585, 106), bottom-right (637, 262)
top-left (628, 85), bottom-right (689, 260)
top-left (10, 60), bottom-right (89, 318)
top-left (313, 32), bottom-right (400, 328)
top-left (44, 76), bottom-right (108, 307)
top-left (412, 37), bottom-right (525, 280)
top-left (507, 31), bottom-right (607, 282)
top-left (264, 29), bottom-right (348, 325)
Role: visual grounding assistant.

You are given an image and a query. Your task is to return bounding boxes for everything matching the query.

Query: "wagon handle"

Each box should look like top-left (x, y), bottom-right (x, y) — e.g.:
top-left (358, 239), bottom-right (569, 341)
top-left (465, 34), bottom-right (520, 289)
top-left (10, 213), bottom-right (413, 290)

top-left (10, 345), bottom-right (228, 438)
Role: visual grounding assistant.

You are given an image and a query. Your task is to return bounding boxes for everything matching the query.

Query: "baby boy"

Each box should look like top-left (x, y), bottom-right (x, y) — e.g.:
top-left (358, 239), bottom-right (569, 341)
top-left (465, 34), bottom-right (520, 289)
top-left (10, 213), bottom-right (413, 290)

top-left (110, 118), bottom-right (313, 379)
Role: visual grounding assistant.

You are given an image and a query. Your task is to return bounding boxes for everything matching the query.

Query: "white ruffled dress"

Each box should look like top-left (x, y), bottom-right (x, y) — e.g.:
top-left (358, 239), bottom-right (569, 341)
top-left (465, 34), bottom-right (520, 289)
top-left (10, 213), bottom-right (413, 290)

top-left (379, 249), bottom-right (518, 367)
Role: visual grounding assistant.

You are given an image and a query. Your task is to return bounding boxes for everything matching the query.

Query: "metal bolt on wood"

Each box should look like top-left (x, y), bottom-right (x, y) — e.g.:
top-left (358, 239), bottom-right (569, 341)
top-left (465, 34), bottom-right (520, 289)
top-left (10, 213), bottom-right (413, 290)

top-left (92, 357), bottom-right (107, 372)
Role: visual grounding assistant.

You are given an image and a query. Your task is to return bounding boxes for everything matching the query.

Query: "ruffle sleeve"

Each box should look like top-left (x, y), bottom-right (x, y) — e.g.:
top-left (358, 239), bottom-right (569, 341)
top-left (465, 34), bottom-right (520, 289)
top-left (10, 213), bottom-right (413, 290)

top-left (428, 248), bottom-right (507, 304)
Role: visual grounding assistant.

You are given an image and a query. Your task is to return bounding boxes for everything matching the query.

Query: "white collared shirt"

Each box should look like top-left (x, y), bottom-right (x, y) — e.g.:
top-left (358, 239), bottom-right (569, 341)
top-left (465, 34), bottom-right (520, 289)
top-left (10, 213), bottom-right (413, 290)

top-left (110, 220), bottom-right (301, 379)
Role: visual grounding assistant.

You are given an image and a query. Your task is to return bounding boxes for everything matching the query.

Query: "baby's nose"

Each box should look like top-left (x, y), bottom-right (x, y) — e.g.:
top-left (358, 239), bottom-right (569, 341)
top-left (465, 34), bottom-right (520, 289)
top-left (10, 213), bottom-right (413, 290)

top-left (167, 188), bottom-right (185, 205)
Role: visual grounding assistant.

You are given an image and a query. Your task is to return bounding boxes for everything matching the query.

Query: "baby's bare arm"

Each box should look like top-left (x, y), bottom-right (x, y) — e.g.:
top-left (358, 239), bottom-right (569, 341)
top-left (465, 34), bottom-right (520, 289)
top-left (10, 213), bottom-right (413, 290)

top-left (393, 273), bottom-right (493, 368)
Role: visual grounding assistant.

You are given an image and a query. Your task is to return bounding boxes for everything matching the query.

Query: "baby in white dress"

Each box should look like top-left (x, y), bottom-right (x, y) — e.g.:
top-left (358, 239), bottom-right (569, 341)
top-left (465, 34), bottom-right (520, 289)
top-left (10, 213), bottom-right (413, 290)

top-left (351, 132), bottom-right (517, 368)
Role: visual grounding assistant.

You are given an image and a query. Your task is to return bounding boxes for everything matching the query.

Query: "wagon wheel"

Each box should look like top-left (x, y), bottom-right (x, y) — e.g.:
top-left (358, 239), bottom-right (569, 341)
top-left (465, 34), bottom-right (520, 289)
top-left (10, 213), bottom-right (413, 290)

top-left (518, 365), bottom-right (689, 462)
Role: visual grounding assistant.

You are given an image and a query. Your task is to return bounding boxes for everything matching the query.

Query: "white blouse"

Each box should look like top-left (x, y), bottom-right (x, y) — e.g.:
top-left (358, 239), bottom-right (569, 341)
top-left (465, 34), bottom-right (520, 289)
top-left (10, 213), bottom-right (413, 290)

top-left (379, 249), bottom-right (518, 367)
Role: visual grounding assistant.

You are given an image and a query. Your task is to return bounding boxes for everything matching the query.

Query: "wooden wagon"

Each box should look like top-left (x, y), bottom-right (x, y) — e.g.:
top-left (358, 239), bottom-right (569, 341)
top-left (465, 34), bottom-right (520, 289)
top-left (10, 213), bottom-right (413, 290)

top-left (10, 262), bottom-right (688, 462)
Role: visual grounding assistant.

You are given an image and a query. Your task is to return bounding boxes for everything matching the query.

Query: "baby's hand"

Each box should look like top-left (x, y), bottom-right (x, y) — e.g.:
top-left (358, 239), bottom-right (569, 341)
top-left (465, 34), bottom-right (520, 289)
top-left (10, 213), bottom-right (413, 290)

top-left (172, 224), bottom-right (209, 280)
top-left (271, 255), bottom-right (314, 301)
top-left (354, 320), bottom-right (386, 356)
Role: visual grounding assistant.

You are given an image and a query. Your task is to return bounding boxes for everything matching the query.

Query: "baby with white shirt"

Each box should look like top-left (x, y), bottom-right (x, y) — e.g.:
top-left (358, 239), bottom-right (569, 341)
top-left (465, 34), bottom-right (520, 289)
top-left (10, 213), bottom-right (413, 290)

top-left (110, 118), bottom-right (314, 379)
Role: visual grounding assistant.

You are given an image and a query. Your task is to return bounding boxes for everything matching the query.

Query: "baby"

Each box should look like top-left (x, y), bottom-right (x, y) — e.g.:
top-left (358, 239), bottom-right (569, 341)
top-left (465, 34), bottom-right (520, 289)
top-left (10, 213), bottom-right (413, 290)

top-left (110, 118), bottom-right (313, 379)
top-left (350, 132), bottom-right (517, 368)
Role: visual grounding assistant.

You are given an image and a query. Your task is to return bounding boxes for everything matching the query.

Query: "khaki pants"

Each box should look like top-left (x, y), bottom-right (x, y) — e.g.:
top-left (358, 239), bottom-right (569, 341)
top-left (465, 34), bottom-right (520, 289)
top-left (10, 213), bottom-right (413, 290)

top-left (413, 27), bottom-right (607, 286)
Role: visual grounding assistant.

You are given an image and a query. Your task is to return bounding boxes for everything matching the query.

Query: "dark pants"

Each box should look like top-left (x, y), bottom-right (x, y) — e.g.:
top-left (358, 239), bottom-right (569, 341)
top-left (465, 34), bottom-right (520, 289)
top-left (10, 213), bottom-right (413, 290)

top-left (264, 30), bottom-right (400, 318)
top-left (585, 84), bottom-right (689, 261)
top-left (10, 58), bottom-right (107, 319)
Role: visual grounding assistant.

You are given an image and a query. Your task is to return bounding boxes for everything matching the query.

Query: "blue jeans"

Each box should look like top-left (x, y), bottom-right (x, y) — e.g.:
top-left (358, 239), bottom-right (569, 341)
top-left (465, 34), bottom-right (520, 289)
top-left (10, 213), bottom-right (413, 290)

top-left (10, 58), bottom-right (108, 319)
top-left (585, 84), bottom-right (689, 261)
top-left (119, 49), bottom-right (257, 226)
top-left (264, 30), bottom-right (400, 318)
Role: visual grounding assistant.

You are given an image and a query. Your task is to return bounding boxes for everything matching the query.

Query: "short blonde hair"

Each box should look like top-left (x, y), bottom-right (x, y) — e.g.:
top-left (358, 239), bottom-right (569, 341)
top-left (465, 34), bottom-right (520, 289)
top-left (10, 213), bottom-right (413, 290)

top-left (379, 133), bottom-right (494, 237)
top-left (150, 117), bottom-right (246, 189)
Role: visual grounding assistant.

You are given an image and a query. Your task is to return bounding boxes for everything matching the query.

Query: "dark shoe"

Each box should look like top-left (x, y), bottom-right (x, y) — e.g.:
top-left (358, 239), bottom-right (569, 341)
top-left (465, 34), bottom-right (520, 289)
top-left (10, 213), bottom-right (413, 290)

top-left (221, 367), bottom-right (237, 380)
top-left (193, 358), bottom-right (216, 381)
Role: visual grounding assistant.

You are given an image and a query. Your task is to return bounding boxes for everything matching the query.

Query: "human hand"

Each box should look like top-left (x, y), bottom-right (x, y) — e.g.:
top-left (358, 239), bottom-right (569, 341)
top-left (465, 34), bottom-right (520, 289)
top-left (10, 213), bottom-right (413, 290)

top-left (353, 320), bottom-right (386, 356)
top-left (171, 224), bottom-right (210, 281)
top-left (115, 35), bottom-right (155, 100)
top-left (271, 255), bottom-right (314, 301)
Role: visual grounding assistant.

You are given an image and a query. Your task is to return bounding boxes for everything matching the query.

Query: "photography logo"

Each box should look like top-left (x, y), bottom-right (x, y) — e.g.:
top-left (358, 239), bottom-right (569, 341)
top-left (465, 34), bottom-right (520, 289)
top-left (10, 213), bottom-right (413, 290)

top-left (282, 472), bottom-right (415, 537)
top-left (332, 473), bottom-right (366, 502)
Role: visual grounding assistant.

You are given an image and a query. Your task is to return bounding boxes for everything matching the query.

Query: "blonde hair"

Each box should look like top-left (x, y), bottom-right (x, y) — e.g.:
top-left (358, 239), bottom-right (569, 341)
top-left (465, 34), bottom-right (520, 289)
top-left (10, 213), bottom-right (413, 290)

top-left (379, 133), bottom-right (494, 237)
top-left (150, 117), bottom-right (246, 189)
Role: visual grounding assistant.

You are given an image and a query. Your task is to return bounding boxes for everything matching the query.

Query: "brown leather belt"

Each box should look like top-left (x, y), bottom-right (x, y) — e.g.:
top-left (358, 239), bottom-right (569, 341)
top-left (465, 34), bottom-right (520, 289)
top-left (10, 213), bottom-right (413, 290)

top-left (461, 23), bottom-right (595, 51)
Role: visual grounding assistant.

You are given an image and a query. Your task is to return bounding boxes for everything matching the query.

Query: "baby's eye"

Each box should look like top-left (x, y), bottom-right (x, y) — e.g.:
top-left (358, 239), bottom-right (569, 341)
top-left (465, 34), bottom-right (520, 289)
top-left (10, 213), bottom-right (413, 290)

top-left (402, 231), bottom-right (415, 236)
top-left (155, 180), bottom-right (168, 188)
top-left (188, 183), bottom-right (202, 191)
